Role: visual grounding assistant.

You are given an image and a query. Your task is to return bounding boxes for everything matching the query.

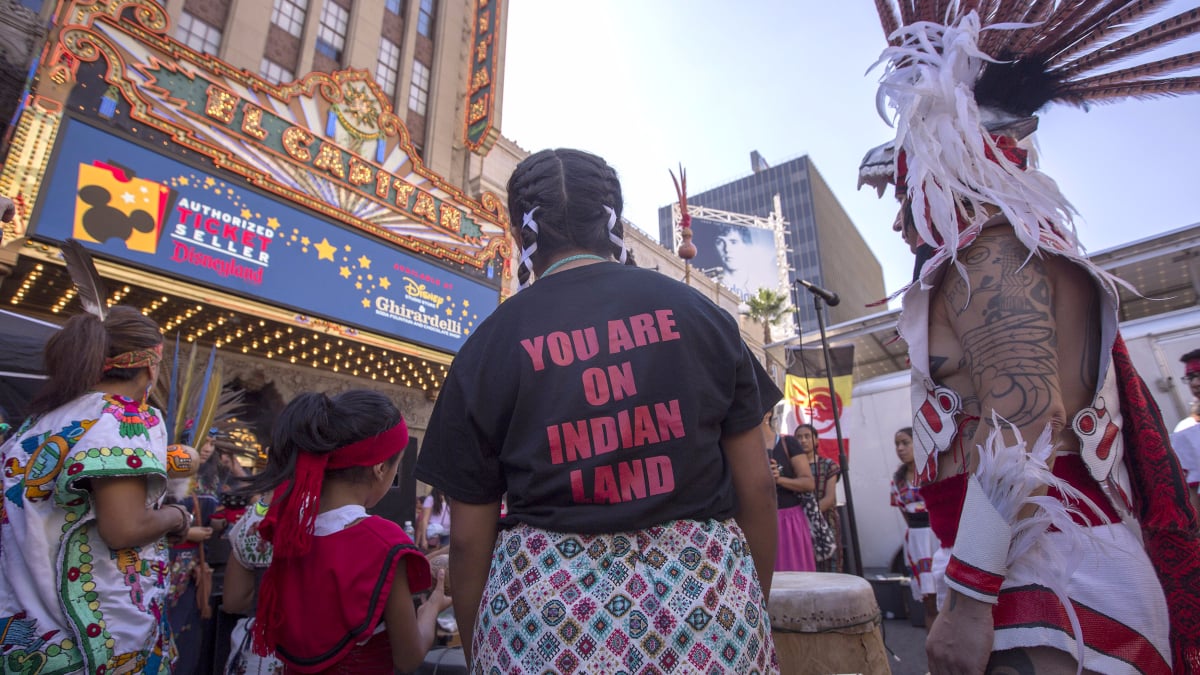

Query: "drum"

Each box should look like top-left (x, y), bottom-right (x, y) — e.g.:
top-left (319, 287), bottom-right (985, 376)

top-left (768, 572), bottom-right (890, 675)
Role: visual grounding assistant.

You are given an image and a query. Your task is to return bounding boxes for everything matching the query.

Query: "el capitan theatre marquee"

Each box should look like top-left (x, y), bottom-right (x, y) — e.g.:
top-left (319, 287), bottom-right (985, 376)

top-left (31, 118), bottom-right (497, 354)
top-left (1, 0), bottom-right (513, 360)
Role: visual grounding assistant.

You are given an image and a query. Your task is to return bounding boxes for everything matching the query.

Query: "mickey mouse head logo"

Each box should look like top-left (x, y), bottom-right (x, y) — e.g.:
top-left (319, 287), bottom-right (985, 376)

top-left (77, 185), bottom-right (157, 245)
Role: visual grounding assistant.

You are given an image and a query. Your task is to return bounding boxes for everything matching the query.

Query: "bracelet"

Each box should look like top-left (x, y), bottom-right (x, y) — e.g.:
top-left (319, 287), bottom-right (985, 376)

top-left (163, 503), bottom-right (193, 538)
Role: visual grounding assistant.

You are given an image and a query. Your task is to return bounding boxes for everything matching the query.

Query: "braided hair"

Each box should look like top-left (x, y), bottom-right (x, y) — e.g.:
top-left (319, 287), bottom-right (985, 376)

top-left (506, 148), bottom-right (636, 287)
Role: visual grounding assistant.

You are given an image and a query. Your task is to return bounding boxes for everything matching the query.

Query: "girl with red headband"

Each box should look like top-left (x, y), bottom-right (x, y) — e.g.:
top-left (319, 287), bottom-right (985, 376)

top-left (238, 390), bottom-right (449, 674)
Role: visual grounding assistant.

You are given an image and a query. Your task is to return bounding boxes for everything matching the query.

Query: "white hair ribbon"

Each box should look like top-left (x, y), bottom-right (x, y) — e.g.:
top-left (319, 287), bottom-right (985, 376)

top-left (603, 205), bottom-right (627, 264)
top-left (518, 207), bottom-right (540, 289)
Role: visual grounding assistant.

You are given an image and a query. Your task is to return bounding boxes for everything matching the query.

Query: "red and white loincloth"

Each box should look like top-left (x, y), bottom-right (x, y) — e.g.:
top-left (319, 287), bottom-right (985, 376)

top-left (994, 523), bottom-right (1171, 675)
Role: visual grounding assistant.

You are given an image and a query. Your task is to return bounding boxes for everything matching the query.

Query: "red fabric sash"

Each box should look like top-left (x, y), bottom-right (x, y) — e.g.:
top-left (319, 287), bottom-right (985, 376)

top-left (920, 454), bottom-right (1119, 549)
top-left (1111, 335), bottom-right (1200, 672)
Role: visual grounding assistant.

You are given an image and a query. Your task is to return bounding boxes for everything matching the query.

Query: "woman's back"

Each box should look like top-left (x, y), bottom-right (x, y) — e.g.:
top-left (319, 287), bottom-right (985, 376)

top-left (421, 261), bottom-right (769, 534)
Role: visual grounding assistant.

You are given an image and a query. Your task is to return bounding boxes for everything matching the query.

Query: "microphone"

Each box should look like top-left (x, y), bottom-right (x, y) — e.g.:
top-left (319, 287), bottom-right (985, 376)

top-left (794, 279), bottom-right (840, 306)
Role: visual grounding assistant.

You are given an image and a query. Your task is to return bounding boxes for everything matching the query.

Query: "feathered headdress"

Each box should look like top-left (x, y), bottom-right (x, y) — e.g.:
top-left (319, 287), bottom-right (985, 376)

top-left (859, 1), bottom-right (1200, 285)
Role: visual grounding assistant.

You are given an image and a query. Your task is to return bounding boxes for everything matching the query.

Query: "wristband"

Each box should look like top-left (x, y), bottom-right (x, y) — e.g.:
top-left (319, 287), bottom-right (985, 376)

top-left (164, 503), bottom-right (193, 538)
top-left (945, 474), bottom-right (1011, 604)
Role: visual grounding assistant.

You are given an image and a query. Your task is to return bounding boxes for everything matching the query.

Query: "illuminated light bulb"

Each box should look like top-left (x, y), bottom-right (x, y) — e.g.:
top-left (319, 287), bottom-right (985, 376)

top-left (290, 356), bottom-right (297, 363)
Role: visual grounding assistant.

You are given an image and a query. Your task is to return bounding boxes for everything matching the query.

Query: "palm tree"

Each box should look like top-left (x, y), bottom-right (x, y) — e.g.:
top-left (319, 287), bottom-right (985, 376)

top-left (745, 288), bottom-right (790, 344)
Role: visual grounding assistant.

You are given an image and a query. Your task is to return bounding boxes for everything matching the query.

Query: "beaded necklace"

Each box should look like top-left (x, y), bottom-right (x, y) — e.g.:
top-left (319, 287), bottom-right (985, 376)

top-left (540, 253), bottom-right (606, 278)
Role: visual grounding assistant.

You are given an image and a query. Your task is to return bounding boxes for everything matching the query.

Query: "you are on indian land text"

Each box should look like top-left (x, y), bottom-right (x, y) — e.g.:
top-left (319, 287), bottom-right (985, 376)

top-left (519, 310), bottom-right (686, 505)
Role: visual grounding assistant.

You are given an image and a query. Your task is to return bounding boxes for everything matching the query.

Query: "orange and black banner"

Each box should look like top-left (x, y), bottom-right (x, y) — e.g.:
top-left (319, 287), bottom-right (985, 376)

top-left (781, 345), bottom-right (854, 462)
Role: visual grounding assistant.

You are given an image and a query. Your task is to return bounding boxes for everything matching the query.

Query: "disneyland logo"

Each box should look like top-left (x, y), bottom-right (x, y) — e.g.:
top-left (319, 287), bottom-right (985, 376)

top-left (403, 277), bottom-right (446, 309)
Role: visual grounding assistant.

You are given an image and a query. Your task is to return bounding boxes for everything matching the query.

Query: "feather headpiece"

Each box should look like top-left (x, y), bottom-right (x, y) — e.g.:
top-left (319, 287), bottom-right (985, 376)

top-left (859, 1), bottom-right (1200, 283)
top-left (59, 239), bottom-right (109, 320)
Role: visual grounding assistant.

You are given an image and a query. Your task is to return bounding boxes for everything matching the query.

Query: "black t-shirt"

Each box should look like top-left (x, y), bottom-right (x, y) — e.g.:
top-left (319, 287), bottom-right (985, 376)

top-left (770, 435), bottom-right (806, 509)
top-left (414, 262), bottom-right (782, 534)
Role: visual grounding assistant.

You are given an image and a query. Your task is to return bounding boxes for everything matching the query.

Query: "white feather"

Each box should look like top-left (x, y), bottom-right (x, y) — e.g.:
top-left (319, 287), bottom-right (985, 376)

top-left (974, 413), bottom-right (1110, 674)
top-left (872, 12), bottom-right (1137, 303)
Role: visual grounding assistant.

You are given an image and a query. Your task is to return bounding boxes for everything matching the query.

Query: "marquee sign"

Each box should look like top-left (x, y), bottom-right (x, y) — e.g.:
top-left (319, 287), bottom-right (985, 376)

top-left (464, 0), bottom-right (502, 153)
top-left (32, 118), bottom-right (498, 354)
top-left (2, 0), bottom-right (512, 285)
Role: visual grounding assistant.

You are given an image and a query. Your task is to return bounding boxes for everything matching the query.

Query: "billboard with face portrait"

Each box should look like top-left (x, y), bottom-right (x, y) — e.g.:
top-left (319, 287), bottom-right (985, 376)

top-left (686, 217), bottom-right (782, 300)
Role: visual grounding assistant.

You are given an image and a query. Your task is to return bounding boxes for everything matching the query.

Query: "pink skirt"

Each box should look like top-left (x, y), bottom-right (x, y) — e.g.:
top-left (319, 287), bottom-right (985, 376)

top-left (776, 503), bottom-right (817, 572)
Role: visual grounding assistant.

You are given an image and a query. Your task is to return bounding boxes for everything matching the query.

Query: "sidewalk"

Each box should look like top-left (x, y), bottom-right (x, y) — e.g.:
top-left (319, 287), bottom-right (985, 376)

top-left (881, 618), bottom-right (929, 675)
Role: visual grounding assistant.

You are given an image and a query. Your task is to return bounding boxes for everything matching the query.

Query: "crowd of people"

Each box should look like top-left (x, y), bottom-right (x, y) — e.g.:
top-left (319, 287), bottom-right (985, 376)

top-left (3, 1), bottom-right (1200, 669)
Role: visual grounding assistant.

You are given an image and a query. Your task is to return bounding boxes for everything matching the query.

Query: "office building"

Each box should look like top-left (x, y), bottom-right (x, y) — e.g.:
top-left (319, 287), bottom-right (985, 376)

top-left (657, 154), bottom-right (885, 334)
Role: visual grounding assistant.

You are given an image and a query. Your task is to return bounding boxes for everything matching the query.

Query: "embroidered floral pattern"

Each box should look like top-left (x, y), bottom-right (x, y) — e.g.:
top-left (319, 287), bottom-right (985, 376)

top-left (100, 395), bottom-right (161, 440)
top-left (2, 392), bottom-right (172, 675)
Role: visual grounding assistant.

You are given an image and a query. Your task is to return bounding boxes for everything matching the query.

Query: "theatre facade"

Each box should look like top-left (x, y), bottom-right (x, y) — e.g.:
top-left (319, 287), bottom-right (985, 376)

top-left (0, 0), bottom-right (515, 446)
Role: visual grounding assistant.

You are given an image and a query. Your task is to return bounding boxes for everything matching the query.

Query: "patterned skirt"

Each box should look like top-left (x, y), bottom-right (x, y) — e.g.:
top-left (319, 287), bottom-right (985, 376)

top-left (472, 519), bottom-right (778, 674)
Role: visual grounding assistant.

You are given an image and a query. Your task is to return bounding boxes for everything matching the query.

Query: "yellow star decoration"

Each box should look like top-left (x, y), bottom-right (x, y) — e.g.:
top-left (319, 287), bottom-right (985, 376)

top-left (355, 282), bottom-right (363, 290)
top-left (379, 277), bottom-right (391, 290)
top-left (445, 308), bottom-right (453, 316)
top-left (314, 238), bottom-right (337, 261)
top-left (179, 176), bottom-right (190, 186)
top-left (339, 266), bottom-right (351, 278)
top-left (463, 300), bottom-right (470, 308)
top-left (240, 208), bottom-right (253, 219)
top-left (267, 217), bottom-right (281, 230)
top-left (344, 245), bottom-right (352, 252)
top-left (300, 236), bottom-right (311, 246)
top-left (361, 298), bottom-right (371, 308)
top-left (204, 177), bottom-right (215, 187)
top-left (357, 255), bottom-right (372, 269)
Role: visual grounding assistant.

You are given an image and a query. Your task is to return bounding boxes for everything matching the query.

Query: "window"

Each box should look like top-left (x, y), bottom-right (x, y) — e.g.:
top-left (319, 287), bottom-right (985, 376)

top-left (260, 59), bottom-right (295, 85)
top-left (417, 0), bottom-right (434, 37)
top-left (408, 61), bottom-right (430, 115)
top-left (315, 1), bottom-right (349, 61)
top-left (176, 11), bottom-right (222, 56)
top-left (270, 0), bottom-right (308, 38)
top-left (376, 38), bottom-right (401, 98)
top-left (385, 0), bottom-right (402, 15)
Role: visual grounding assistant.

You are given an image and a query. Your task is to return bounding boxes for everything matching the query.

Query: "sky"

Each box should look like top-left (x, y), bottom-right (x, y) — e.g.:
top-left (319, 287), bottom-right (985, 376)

top-left (498, 1), bottom-right (1200, 301)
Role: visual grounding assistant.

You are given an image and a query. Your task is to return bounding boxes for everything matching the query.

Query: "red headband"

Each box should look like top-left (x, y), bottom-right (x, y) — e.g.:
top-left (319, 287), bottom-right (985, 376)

top-left (102, 344), bottom-right (164, 372)
top-left (1187, 360), bottom-right (1200, 377)
top-left (895, 134), bottom-right (1029, 197)
top-left (254, 419), bottom-right (409, 654)
top-left (258, 418), bottom-right (409, 556)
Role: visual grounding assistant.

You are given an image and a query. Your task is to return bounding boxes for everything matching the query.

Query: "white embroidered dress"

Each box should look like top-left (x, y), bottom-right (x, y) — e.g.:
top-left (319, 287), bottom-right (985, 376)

top-left (0, 392), bottom-right (173, 674)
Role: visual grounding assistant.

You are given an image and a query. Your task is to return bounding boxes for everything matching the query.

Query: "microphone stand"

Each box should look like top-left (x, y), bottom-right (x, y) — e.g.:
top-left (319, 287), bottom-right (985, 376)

top-left (806, 291), bottom-right (864, 577)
